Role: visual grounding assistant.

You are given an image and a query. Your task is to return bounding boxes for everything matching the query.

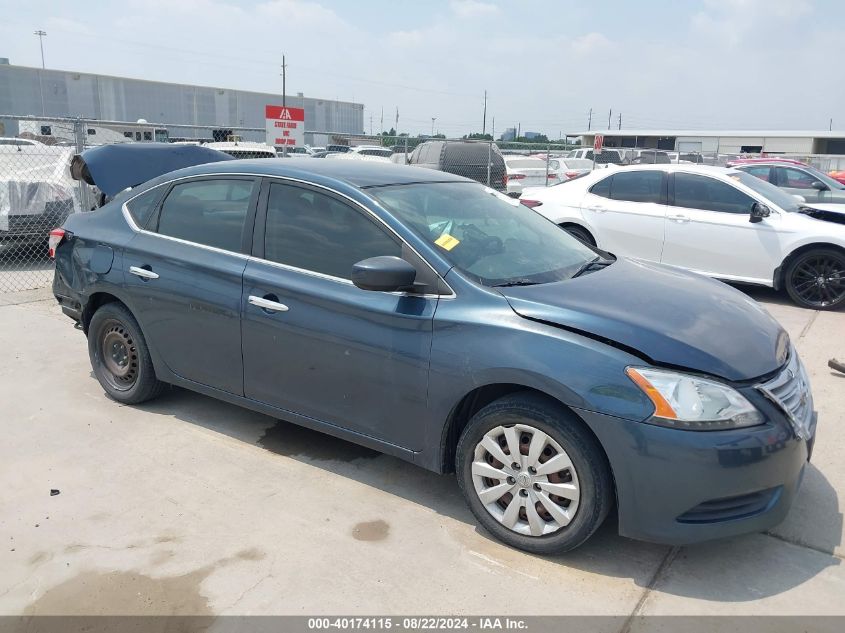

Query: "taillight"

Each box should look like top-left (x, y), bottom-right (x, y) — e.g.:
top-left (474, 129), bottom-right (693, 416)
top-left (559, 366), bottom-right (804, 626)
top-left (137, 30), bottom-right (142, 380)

top-left (547, 173), bottom-right (558, 179)
top-left (520, 199), bottom-right (542, 208)
top-left (48, 228), bottom-right (66, 259)
top-left (509, 174), bottom-right (526, 180)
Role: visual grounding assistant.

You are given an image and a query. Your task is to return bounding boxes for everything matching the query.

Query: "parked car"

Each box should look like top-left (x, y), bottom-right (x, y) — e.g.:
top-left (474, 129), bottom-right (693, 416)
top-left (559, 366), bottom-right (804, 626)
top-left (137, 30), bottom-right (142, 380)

top-left (205, 141), bottom-right (277, 159)
top-left (348, 146), bottom-right (394, 159)
top-left (566, 148), bottom-right (623, 164)
top-left (326, 144), bottom-right (352, 153)
top-left (733, 161), bottom-right (845, 204)
top-left (504, 156), bottom-right (552, 197)
top-left (547, 157), bottom-right (593, 182)
top-left (53, 147), bottom-right (816, 554)
top-left (405, 140), bottom-right (507, 191)
top-left (1, 144), bottom-right (78, 252)
top-left (629, 150), bottom-right (671, 165)
top-left (829, 170), bottom-right (845, 185)
top-left (520, 164), bottom-right (845, 309)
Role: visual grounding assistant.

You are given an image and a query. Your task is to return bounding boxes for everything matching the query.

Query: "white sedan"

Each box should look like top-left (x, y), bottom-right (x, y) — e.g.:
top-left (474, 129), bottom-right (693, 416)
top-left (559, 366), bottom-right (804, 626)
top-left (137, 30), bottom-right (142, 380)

top-left (520, 164), bottom-right (845, 309)
top-left (504, 156), bottom-right (553, 197)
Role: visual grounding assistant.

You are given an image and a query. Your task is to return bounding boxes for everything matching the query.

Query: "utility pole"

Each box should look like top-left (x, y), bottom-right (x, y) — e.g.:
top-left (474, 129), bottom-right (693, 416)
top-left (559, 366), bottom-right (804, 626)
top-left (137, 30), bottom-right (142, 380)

top-left (280, 55), bottom-right (287, 108)
top-left (587, 108), bottom-right (592, 131)
top-left (370, 114), bottom-right (373, 136)
top-left (34, 30), bottom-right (47, 116)
top-left (395, 107), bottom-right (399, 134)
top-left (830, 118), bottom-right (834, 131)
top-left (482, 90), bottom-right (487, 136)
top-left (517, 122), bottom-right (521, 139)
top-left (618, 113), bottom-right (622, 130)
top-left (280, 54), bottom-right (287, 156)
top-left (492, 116), bottom-right (495, 141)
top-left (34, 30), bottom-right (47, 68)
top-left (431, 117), bottom-right (436, 136)
top-left (608, 108), bottom-right (612, 130)
top-left (380, 107), bottom-right (384, 136)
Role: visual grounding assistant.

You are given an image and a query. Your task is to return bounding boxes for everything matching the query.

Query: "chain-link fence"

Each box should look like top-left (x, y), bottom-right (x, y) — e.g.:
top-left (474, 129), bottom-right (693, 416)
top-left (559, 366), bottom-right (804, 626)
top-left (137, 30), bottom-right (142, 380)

top-left (0, 114), bottom-right (266, 294)
top-left (4, 114), bottom-right (845, 295)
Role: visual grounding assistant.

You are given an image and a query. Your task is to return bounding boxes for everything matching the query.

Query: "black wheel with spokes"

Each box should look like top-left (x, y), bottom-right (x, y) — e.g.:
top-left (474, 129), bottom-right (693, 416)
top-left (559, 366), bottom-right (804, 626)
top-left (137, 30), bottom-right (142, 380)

top-left (785, 248), bottom-right (845, 310)
top-left (88, 302), bottom-right (166, 404)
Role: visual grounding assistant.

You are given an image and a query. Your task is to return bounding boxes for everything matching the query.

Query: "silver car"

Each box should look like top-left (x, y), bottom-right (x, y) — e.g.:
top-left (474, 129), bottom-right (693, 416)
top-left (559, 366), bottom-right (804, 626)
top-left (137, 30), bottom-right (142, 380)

top-left (734, 161), bottom-right (845, 204)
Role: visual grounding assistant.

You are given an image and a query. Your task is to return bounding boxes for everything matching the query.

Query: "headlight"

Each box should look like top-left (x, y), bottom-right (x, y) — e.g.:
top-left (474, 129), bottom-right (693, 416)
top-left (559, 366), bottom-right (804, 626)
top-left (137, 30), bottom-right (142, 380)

top-left (626, 367), bottom-right (764, 430)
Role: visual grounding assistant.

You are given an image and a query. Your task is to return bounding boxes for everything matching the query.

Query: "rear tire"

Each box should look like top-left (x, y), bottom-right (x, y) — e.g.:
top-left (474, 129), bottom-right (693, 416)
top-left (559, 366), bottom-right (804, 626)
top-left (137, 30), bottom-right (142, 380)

top-left (456, 392), bottom-right (613, 554)
top-left (560, 224), bottom-right (596, 246)
top-left (88, 302), bottom-right (166, 404)
top-left (784, 248), bottom-right (845, 310)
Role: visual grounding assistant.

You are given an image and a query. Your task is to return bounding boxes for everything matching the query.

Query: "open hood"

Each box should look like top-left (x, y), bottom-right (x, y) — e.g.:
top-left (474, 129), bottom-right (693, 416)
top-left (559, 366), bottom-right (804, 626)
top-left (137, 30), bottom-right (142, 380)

top-left (70, 143), bottom-right (233, 197)
top-left (499, 257), bottom-right (788, 382)
top-left (799, 203), bottom-right (845, 225)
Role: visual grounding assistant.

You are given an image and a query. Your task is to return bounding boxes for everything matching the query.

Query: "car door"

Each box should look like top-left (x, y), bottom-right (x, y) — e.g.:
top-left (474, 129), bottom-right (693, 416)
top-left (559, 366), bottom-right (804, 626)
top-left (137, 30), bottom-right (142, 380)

top-left (772, 166), bottom-right (828, 203)
top-left (661, 172), bottom-right (783, 283)
top-left (580, 169), bottom-right (668, 261)
top-left (123, 176), bottom-right (258, 395)
top-left (241, 179), bottom-right (440, 450)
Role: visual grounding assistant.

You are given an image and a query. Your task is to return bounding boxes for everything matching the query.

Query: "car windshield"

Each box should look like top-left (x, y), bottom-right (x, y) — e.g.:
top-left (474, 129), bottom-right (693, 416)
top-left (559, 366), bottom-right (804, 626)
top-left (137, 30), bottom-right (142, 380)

top-left (800, 165), bottom-right (845, 190)
top-left (730, 171), bottom-right (803, 212)
top-left (369, 182), bottom-right (599, 286)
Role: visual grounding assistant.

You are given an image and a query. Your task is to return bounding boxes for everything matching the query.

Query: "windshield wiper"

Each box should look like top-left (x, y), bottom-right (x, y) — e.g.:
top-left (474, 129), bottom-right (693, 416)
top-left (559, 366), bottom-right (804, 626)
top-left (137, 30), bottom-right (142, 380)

top-left (571, 256), bottom-right (613, 278)
top-left (492, 279), bottom-right (540, 287)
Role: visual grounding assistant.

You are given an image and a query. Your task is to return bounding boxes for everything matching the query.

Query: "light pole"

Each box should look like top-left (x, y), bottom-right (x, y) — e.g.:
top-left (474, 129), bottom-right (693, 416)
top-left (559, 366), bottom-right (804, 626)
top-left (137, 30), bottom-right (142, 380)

top-left (431, 117), bottom-right (436, 137)
top-left (34, 30), bottom-right (47, 116)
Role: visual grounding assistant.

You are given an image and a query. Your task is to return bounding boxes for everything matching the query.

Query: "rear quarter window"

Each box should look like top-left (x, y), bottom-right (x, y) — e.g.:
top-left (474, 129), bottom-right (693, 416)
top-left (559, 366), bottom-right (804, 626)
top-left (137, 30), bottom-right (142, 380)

top-left (589, 175), bottom-right (612, 198)
top-left (125, 187), bottom-right (163, 228)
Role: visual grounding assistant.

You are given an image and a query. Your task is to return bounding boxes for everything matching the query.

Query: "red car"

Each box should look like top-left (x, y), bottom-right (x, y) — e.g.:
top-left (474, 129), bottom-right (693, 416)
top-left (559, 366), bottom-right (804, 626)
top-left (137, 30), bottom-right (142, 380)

top-left (725, 157), bottom-right (808, 168)
top-left (828, 170), bottom-right (845, 185)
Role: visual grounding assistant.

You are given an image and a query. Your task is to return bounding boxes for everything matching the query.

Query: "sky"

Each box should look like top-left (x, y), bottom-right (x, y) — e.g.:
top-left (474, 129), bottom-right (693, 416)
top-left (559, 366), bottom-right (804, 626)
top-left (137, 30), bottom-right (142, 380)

top-left (0, 0), bottom-right (843, 137)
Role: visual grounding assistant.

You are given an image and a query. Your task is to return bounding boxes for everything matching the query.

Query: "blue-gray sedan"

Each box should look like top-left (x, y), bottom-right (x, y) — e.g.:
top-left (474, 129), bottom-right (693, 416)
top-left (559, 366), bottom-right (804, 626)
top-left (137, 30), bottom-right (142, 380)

top-left (51, 145), bottom-right (816, 553)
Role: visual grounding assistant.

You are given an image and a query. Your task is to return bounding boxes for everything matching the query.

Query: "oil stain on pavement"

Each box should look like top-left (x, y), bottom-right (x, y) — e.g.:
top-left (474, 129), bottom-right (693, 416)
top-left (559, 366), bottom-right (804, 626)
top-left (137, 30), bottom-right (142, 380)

top-left (24, 548), bottom-right (266, 616)
top-left (352, 520), bottom-right (390, 542)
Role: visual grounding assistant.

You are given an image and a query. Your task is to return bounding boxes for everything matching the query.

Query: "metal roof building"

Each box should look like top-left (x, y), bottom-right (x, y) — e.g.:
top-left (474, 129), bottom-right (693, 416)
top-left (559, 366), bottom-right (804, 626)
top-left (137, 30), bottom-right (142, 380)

top-left (572, 130), bottom-right (845, 155)
top-left (0, 62), bottom-right (364, 144)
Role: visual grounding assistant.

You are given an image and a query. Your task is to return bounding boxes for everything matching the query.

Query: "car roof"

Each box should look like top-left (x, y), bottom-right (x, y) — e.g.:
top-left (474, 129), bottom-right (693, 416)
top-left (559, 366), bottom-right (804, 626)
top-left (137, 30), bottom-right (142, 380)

top-left (164, 156), bottom-right (472, 188)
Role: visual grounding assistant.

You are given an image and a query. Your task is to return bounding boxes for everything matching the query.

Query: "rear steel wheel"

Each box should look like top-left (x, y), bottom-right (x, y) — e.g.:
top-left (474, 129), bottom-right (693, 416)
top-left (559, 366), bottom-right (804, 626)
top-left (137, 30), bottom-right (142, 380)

top-left (785, 249), bottom-right (845, 310)
top-left (98, 320), bottom-right (139, 391)
top-left (472, 423), bottom-right (580, 537)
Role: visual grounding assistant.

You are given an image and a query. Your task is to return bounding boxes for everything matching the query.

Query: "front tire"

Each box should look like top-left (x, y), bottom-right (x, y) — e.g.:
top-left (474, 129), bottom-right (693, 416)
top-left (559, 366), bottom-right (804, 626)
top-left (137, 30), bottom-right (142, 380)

top-left (456, 392), bottom-right (613, 554)
top-left (560, 224), bottom-right (596, 246)
top-left (88, 302), bottom-right (165, 404)
top-left (784, 248), bottom-right (845, 310)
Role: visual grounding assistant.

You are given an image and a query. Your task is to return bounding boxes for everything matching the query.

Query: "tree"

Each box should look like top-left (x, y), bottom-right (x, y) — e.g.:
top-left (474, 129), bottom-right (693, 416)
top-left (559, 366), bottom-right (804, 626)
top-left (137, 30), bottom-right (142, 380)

top-left (463, 132), bottom-right (493, 140)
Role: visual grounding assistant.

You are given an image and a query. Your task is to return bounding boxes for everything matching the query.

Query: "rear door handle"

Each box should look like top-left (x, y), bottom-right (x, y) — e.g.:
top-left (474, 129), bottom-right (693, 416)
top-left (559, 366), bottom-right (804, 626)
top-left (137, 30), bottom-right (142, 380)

top-left (248, 295), bottom-right (289, 313)
top-left (667, 214), bottom-right (690, 223)
top-left (129, 266), bottom-right (159, 280)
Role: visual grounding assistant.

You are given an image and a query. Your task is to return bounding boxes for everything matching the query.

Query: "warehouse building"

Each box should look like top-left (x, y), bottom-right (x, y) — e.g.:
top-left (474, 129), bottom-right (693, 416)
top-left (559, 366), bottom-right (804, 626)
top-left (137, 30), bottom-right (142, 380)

top-left (574, 130), bottom-right (845, 155)
top-left (0, 61), bottom-right (364, 146)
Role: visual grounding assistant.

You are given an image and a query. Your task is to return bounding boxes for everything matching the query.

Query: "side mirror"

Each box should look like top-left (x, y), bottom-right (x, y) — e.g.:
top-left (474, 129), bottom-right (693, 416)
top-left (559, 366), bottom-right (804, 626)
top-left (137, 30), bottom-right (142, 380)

top-left (750, 202), bottom-right (771, 224)
top-left (811, 181), bottom-right (829, 191)
top-left (352, 256), bottom-right (417, 292)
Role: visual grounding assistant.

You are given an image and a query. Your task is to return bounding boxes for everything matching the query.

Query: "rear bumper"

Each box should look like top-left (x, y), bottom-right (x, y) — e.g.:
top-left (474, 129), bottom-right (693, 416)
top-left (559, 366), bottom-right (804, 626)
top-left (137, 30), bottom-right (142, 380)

top-left (576, 407), bottom-right (815, 545)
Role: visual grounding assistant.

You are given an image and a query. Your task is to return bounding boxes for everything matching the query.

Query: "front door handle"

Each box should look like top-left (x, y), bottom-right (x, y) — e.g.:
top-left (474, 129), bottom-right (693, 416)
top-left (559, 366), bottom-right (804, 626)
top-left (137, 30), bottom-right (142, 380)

top-left (129, 265), bottom-right (159, 280)
top-left (588, 206), bottom-right (606, 213)
top-left (667, 214), bottom-right (690, 223)
top-left (248, 295), bottom-right (289, 313)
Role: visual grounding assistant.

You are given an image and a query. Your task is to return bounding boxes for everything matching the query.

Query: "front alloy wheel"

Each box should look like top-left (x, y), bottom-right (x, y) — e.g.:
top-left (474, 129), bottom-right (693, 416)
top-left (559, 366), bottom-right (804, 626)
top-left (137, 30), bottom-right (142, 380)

top-left (472, 424), bottom-right (580, 536)
top-left (785, 249), bottom-right (845, 310)
top-left (456, 392), bottom-right (613, 554)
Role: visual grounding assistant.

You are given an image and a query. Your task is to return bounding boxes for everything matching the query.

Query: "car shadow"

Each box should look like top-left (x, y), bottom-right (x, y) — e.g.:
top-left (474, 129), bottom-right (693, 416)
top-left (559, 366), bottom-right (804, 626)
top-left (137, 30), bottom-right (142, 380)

top-left (133, 385), bottom-right (842, 602)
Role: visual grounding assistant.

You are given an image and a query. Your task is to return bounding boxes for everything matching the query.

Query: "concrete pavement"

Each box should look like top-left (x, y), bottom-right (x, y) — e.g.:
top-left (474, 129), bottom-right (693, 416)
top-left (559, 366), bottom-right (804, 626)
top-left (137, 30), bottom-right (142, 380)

top-left (0, 286), bottom-right (842, 618)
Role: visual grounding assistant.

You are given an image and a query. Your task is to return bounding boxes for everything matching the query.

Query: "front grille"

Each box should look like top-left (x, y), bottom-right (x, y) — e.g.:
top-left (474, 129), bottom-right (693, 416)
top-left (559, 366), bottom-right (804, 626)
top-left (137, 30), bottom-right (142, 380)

top-left (757, 349), bottom-right (814, 440)
top-left (677, 487), bottom-right (781, 524)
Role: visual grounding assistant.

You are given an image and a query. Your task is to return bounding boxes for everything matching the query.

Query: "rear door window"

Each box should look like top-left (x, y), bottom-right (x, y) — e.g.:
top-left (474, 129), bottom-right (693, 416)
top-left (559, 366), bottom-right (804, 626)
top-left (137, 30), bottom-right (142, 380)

top-left (673, 173), bottom-right (755, 214)
top-left (154, 179), bottom-right (256, 252)
top-left (609, 171), bottom-right (664, 203)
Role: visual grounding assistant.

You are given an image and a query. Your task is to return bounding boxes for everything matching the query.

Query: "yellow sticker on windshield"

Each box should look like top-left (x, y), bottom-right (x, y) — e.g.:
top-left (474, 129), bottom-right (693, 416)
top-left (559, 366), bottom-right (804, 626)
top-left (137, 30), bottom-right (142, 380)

top-left (435, 233), bottom-right (460, 251)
